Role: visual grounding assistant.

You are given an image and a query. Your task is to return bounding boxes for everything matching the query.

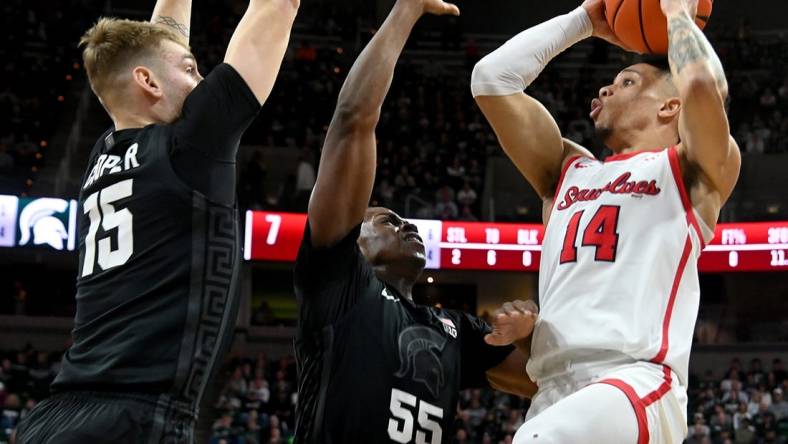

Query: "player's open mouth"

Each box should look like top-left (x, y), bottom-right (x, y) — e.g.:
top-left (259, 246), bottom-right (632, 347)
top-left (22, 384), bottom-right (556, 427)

top-left (404, 233), bottom-right (423, 244)
top-left (590, 98), bottom-right (602, 120)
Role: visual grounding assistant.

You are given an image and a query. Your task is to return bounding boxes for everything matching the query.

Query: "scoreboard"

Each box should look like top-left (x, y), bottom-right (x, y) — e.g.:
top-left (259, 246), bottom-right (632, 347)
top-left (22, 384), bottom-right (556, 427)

top-left (245, 211), bottom-right (788, 273)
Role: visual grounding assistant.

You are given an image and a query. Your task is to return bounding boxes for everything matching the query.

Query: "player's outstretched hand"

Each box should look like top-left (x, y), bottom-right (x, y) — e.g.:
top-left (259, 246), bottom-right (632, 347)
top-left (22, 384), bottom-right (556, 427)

top-left (660, 0), bottom-right (698, 18)
top-left (484, 300), bottom-right (538, 346)
top-left (411, 0), bottom-right (460, 17)
top-left (581, 0), bottom-right (637, 53)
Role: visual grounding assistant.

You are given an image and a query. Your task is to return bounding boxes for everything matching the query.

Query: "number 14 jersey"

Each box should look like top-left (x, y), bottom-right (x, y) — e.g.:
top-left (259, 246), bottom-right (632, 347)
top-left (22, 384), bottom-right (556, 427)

top-left (528, 147), bottom-right (712, 387)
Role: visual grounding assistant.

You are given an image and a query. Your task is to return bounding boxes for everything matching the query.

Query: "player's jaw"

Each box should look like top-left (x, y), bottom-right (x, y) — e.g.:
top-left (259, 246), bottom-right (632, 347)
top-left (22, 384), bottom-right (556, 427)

top-left (134, 40), bottom-right (203, 124)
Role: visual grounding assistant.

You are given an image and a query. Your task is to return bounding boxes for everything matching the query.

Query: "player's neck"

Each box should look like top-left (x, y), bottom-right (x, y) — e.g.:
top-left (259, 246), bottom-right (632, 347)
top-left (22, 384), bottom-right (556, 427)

top-left (610, 128), bottom-right (680, 155)
top-left (373, 267), bottom-right (418, 301)
top-left (112, 115), bottom-right (155, 131)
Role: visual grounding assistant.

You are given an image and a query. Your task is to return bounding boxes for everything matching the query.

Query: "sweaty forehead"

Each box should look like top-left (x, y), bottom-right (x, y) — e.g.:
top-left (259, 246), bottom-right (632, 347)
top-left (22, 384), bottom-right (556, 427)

top-left (364, 207), bottom-right (403, 223)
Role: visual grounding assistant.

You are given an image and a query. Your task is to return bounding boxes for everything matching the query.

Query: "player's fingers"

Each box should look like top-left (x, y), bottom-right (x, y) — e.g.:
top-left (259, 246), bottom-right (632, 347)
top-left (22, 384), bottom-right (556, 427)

top-left (484, 331), bottom-right (512, 346)
top-left (502, 302), bottom-right (517, 316)
top-left (441, 2), bottom-right (461, 16)
top-left (512, 300), bottom-right (536, 315)
top-left (484, 332), bottom-right (502, 345)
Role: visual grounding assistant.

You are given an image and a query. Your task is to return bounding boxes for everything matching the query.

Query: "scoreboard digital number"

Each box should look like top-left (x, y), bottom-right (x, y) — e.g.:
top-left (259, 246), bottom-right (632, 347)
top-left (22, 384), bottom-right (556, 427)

top-left (244, 211), bottom-right (788, 273)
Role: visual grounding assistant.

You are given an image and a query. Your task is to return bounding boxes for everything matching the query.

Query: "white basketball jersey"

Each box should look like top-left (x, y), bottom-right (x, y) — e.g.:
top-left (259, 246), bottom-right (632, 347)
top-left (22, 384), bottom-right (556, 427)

top-left (528, 147), bottom-right (711, 386)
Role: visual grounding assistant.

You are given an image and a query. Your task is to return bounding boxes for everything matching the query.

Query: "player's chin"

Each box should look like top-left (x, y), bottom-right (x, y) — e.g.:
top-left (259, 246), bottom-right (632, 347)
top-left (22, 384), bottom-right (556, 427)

top-left (402, 241), bottom-right (426, 264)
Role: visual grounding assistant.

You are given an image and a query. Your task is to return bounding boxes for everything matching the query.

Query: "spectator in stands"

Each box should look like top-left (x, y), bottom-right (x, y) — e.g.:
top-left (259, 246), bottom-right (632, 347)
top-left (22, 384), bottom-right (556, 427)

top-left (768, 388), bottom-right (788, 420)
top-left (294, 151), bottom-right (316, 210)
top-left (734, 416), bottom-right (757, 444)
top-left (457, 180), bottom-right (478, 208)
top-left (688, 413), bottom-right (712, 442)
top-left (434, 184), bottom-right (459, 220)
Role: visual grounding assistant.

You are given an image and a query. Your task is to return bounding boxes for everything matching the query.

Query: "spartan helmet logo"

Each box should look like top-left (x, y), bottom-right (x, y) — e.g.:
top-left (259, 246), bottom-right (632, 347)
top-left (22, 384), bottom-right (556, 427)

top-left (18, 198), bottom-right (69, 250)
top-left (394, 326), bottom-right (447, 398)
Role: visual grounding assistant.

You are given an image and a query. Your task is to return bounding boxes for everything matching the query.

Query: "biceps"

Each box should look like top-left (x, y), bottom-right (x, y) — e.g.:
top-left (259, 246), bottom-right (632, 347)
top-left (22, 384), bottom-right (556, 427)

top-left (308, 129), bottom-right (376, 248)
top-left (680, 83), bottom-right (735, 193)
top-left (475, 93), bottom-right (564, 199)
top-left (224, 1), bottom-right (297, 104)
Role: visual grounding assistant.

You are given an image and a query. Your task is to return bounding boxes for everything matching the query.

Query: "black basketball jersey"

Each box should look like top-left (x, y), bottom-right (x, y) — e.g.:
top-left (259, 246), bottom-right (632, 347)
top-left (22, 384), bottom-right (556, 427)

top-left (52, 64), bottom-right (260, 419)
top-left (293, 224), bottom-right (514, 444)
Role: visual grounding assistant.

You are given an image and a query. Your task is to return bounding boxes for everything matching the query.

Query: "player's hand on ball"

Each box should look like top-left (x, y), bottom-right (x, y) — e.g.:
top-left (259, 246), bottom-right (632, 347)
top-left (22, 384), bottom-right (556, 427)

top-left (581, 0), bottom-right (636, 53)
top-left (415, 0), bottom-right (460, 17)
top-left (660, 0), bottom-right (698, 18)
top-left (484, 300), bottom-right (538, 346)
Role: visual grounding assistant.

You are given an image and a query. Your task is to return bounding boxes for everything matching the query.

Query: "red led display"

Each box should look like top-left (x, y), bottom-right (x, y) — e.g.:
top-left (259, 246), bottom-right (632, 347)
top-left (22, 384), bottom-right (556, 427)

top-left (245, 211), bottom-right (788, 273)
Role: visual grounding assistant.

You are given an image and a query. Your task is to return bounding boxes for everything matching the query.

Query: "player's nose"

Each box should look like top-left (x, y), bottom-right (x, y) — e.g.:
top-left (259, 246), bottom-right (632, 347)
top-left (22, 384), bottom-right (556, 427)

top-left (401, 222), bottom-right (418, 234)
top-left (599, 84), bottom-right (613, 99)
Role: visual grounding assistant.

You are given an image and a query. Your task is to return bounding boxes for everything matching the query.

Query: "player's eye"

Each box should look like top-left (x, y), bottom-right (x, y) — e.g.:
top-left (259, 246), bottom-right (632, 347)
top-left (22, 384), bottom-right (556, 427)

top-left (623, 78), bottom-right (634, 87)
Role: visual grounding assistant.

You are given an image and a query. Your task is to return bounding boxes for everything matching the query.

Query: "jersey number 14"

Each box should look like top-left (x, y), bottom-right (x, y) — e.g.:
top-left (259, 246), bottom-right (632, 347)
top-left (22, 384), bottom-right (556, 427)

top-left (560, 205), bottom-right (621, 264)
top-left (81, 179), bottom-right (134, 277)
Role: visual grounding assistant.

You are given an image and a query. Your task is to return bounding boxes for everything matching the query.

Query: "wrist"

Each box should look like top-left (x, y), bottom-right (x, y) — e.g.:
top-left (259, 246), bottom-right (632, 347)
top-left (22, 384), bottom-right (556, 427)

top-left (392, 0), bottom-right (425, 20)
top-left (663, 5), bottom-right (692, 20)
top-left (568, 6), bottom-right (594, 40)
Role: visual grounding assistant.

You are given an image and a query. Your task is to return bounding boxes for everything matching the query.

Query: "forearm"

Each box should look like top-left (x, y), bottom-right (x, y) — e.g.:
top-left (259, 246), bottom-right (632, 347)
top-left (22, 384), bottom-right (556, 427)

top-left (151, 0), bottom-right (192, 43)
top-left (665, 8), bottom-right (727, 98)
top-left (471, 7), bottom-right (592, 97)
top-left (333, 1), bottom-right (422, 126)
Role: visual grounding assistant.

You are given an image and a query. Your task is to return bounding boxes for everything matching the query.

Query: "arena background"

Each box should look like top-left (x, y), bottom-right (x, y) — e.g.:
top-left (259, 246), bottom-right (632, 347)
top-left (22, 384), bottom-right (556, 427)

top-left (1, 0), bottom-right (787, 442)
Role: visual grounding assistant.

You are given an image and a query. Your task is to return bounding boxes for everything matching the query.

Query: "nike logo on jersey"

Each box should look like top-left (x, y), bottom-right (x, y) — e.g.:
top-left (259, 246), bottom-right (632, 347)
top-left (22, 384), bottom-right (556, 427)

top-left (83, 143), bottom-right (140, 190)
top-left (557, 172), bottom-right (661, 210)
top-left (382, 287), bottom-right (399, 302)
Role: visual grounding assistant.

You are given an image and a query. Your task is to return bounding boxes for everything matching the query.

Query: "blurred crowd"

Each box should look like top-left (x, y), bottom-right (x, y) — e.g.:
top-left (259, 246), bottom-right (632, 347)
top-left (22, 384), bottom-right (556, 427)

top-left (3, 0), bottom-right (786, 223)
top-left (0, 0), bottom-right (101, 195)
top-left (205, 353), bottom-right (788, 444)
top-left (2, 350), bottom-right (788, 443)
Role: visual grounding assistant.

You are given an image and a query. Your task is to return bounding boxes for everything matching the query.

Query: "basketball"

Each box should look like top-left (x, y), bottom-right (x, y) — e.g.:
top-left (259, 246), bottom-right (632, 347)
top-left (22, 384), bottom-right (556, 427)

top-left (604, 0), bottom-right (713, 54)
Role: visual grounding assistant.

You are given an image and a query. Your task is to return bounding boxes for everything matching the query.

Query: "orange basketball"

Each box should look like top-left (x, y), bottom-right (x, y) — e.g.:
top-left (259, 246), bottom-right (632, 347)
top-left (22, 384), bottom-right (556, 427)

top-left (604, 0), bottom-right (713, 54)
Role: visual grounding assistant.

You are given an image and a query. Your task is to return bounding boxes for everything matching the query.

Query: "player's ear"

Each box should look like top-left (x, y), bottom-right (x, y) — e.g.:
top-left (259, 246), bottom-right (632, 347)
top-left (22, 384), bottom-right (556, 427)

top-left (131, 66), bottom-right (164, 99)
top-left (657, 97), bottom-right (681, 122)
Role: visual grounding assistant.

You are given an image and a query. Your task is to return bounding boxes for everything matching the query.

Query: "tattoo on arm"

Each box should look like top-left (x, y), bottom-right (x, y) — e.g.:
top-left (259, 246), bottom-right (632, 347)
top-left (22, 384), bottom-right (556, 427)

top-left (155, 16), bottom-right (190, 39)
top-left (667, 15), bottom-right (727, 90)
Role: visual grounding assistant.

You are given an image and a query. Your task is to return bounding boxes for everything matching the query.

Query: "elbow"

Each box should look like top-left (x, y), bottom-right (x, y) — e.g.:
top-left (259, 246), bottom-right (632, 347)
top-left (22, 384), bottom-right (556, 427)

top-left (471, 56), bottom-right (527, 98)
top-left (333, 103), bottom-right (379, 133)
top-left (471, 57), bottom-right (499, 98)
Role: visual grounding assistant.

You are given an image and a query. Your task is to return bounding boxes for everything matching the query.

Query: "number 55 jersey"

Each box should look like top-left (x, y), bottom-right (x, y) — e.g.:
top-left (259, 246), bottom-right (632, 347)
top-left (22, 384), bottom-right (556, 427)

top-left (529, 147), bottom-right (713, 387)
top-left (52, 64), bottom-right (261, 415)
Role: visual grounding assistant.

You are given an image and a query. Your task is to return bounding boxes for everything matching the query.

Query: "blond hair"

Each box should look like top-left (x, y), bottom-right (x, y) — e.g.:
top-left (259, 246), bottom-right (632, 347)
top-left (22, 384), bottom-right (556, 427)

top-left (79, 17), bottom-right (188, 99)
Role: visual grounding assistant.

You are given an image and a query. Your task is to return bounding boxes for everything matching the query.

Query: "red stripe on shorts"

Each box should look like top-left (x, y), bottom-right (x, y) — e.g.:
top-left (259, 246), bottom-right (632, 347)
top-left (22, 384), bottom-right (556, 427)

top-left (597, 366), bottom-right (674, 444)
top-left (597, 378), bottom-right (649, 444)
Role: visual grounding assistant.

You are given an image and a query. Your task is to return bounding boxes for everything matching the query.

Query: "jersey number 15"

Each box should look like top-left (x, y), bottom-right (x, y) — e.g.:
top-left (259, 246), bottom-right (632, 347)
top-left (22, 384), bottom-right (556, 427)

top-left (81, 179), bottom-right (134, 277)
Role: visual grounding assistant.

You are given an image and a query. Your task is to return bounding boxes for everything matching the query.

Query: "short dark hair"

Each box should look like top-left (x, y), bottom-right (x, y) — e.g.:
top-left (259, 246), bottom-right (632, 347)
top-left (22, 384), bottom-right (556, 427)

top-left (633, 55), bottom-right (672, 77)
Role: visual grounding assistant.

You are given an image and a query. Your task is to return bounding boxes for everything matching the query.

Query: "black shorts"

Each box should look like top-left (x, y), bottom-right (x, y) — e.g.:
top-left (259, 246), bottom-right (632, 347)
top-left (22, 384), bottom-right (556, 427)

top-left (14, 391), bottom-right (195, 444)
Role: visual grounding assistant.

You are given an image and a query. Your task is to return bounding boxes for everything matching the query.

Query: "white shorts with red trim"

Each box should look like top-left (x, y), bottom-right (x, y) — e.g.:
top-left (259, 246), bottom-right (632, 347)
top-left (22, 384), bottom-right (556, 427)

top-left (515, 361), bottom-right (688, 444)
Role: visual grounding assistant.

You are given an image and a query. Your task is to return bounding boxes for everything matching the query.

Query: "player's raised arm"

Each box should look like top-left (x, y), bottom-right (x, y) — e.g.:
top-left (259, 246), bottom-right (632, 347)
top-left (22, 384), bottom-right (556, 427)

top-left (471, 2), bottom-right (620, 201)
top-left (662, 0), bottom-right (740, 201)
top-left (151, 0), bottom-right (192, 44)
top-left (308, 0), bottom-right (459, 248)
top-left (224, 0), bottom-right (299, 104)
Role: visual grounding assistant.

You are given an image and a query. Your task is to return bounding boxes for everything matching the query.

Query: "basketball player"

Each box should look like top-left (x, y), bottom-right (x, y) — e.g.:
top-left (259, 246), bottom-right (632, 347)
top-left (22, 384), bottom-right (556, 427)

top-left (293, 0), bottom-right (539, 442)
top-left (472, 0), bottom-right (739, 442)
top-left (14, 0), bottom-right (297, 442)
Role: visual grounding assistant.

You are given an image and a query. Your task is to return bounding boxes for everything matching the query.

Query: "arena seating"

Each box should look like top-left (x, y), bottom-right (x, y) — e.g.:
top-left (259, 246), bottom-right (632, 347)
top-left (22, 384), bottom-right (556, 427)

top-left (2, 345), bottom-right (786, 444)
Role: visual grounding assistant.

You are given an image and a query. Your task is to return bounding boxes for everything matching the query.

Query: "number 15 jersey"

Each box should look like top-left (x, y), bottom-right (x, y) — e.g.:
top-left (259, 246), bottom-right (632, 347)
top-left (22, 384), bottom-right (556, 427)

top-left (528, 147), bottom-right (712, 387)
top-left (52, 64), bottom-right (261, 415)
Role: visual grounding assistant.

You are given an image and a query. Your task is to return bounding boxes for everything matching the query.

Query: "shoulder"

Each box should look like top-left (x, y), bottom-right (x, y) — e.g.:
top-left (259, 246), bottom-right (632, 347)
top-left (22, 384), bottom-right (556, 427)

top-left (561, 138), bottom-right (596, 169)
